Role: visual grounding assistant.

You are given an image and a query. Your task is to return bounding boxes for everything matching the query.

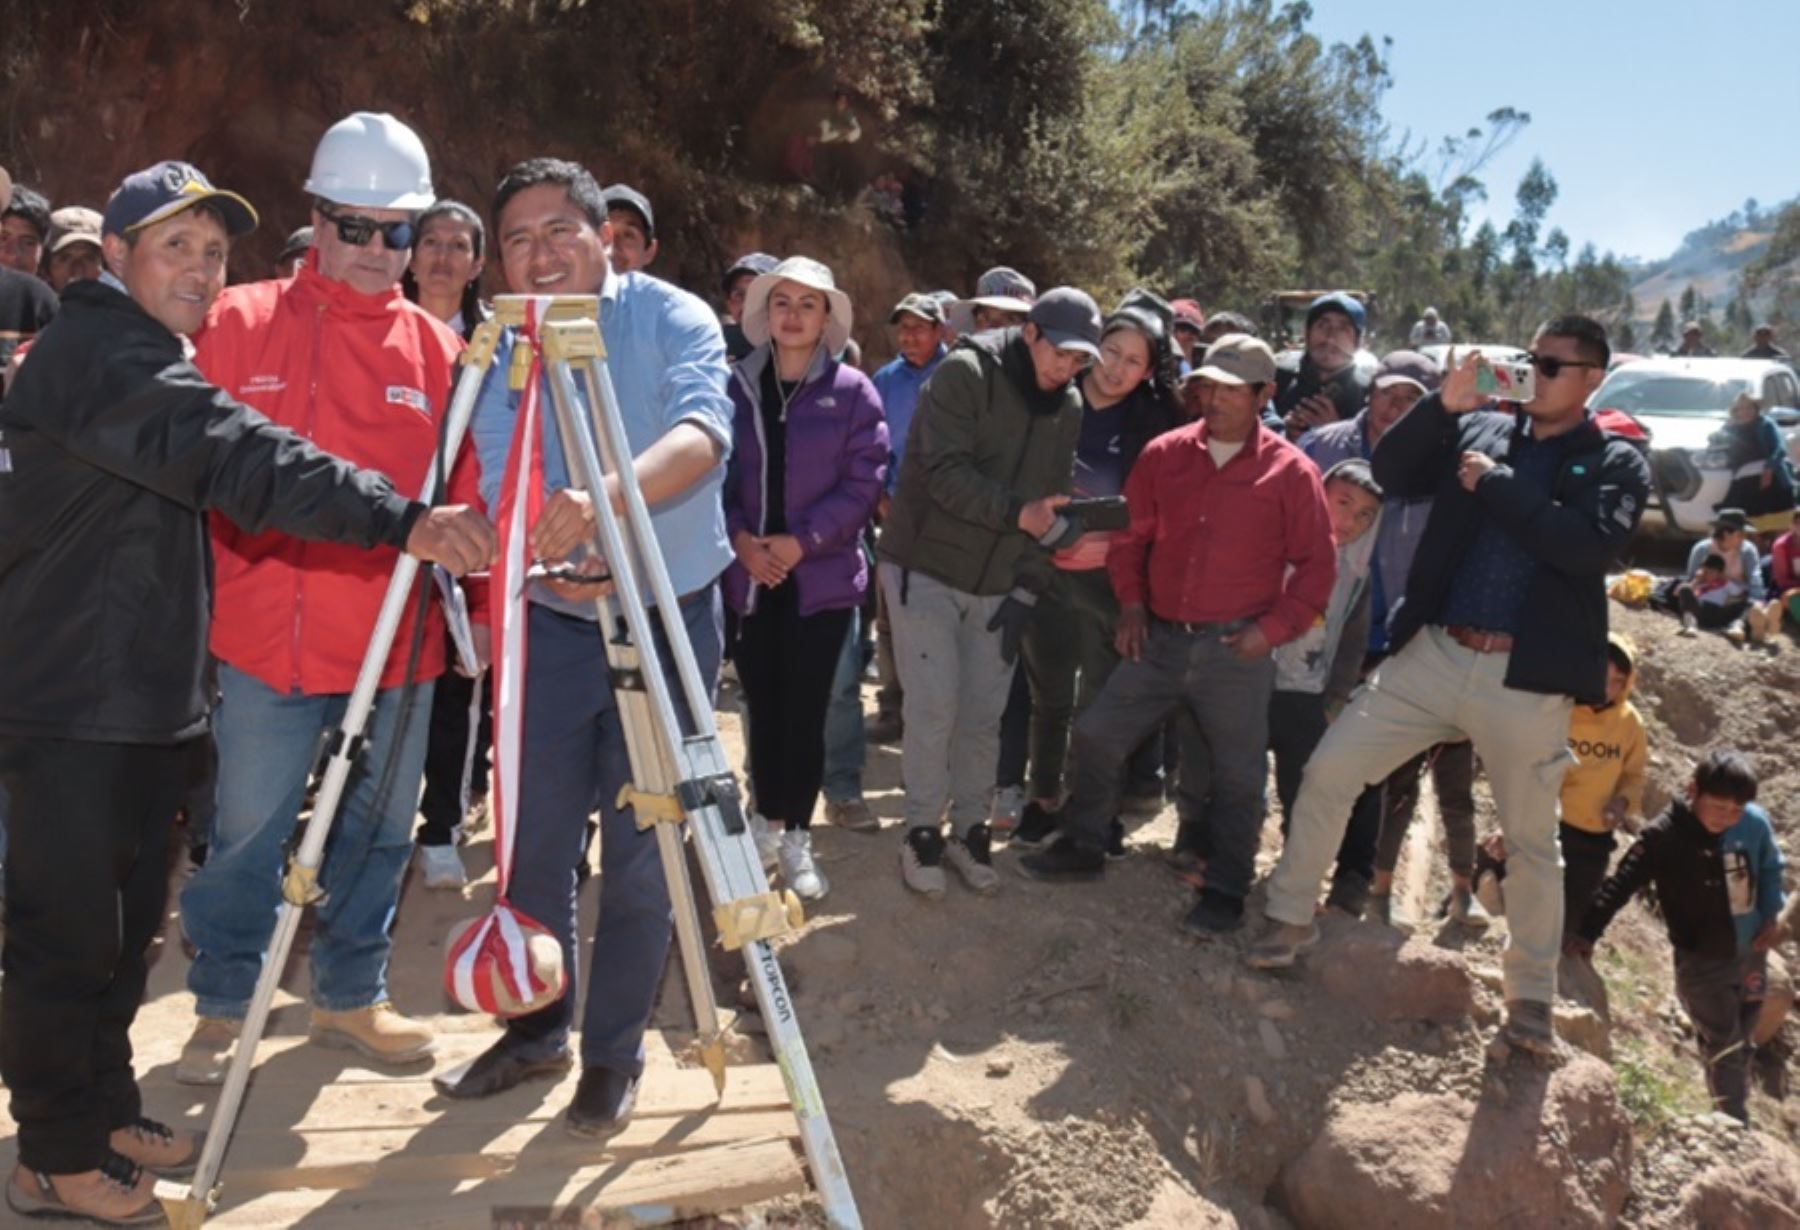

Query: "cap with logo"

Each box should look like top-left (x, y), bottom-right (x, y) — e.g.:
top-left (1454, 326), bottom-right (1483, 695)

top-left (48, 206), bottom-right (103, 254)
top-left (965, 265), bottom-right (1036, 314)
top-left (1191, 332), bottom-right (1277, 386)
top-left (102, 161), bottom-right (259, 239)
top-left (603, 183), bottom-right (655, 237)
top-left (1028, 287), bottom-right (1102, 358)
top-left (889, 292), bottom-right (945, 325)
top-left (1372, 349), bottom-right (1441, 394)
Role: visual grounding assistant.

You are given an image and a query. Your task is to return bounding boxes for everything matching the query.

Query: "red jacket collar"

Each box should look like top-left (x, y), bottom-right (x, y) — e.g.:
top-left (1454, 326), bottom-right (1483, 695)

top-left (289, 255), bottom-right (406, 319)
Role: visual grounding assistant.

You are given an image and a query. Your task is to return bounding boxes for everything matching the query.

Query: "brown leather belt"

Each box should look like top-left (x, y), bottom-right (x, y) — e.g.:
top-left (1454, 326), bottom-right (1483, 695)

top-left (1444, 624), bottom-right (1514, 654)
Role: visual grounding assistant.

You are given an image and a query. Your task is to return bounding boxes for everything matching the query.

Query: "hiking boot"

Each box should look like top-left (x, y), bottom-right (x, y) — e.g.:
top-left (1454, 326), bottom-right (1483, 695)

top-left (1244, 920), bottom-right (1320, 970)
top-left (988, 784), bottom-right (1026, 833)
top-left (309, 1002), bottom-right (435, 1067)
top-left (1016, 835), bottom-right (1105, 883)
top-left (748, 811), bottom-right (780, 872)
top-left (823, 797), bottom-right (880, 833)
top-left (566, 1065), bottom-right (639, 1139)
top-left (175, 1017), bottom-right (240, 1086)
top-left (778, 829), bottom-right (829, 901)
top-left (1105, 818), bottom-right (1129, 861)
top-left (945, 823), bottom-right (1001, 895)
top-left (1495, 999), bottom-right (1558, 1056)
top-left (900, 827), bottom-right (947, 898)
top-left (1449, 884), bottom-right (1491, 931)
top-left (110, 1117), bottom-right (202, 1179)
top-left (1010, 800), bottom-right (1060, 848)
top-left (864, 711), bottom-right (903, 745)
top-left (418, 842), bottom-right (468, 890)
top-left (7, 1154), bottom-right (160, 1226)
top-left (1326, 872), bottom-right (1371, 918)
top-left (1181, 891), bottom-right (1245, 935)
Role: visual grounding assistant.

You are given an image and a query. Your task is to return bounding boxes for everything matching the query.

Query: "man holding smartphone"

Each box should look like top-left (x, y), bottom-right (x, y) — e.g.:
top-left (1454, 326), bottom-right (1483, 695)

top-left (1019, 334), bottom-right (1335, 940)
top-left (1249, 316), bottom-right (1651, 1058)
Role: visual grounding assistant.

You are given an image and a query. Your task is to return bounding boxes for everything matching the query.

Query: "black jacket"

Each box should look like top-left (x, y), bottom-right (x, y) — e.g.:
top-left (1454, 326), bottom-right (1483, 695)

top-left (1579, 801), bottom-right (1764, 960)
top-left (1372, 394), bottom-right (1649, 704)
top-left (1274, 351), bottom-right (1375, 423)
top-left (0, 279), bottom-right (423, 744)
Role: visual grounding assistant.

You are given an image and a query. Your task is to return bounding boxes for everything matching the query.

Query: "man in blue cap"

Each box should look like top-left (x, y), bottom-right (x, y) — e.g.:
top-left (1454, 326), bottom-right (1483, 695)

top-left (0, 159), bottom-right (492, 1224)
top-left (1276, 291), bottom-right (1373, 437)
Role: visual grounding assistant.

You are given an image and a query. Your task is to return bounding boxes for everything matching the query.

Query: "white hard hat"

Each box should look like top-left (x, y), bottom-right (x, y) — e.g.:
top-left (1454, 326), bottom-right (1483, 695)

top-left (303, 112), bottom-right (434, 210)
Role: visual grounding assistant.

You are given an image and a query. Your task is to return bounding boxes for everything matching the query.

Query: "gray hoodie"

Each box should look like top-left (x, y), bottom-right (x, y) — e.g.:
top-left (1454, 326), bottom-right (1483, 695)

top-left (1273, 506), bottom-right (1381, 704)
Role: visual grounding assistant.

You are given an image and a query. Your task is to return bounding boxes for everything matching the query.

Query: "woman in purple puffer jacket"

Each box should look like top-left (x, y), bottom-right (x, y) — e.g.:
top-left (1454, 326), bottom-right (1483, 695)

top-left (723, 256), bottom-right (888, 901)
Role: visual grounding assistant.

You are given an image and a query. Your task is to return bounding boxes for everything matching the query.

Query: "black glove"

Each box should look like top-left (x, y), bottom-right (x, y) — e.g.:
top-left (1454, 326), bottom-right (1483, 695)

top-left (986, 591), bottom-right (1037, 665)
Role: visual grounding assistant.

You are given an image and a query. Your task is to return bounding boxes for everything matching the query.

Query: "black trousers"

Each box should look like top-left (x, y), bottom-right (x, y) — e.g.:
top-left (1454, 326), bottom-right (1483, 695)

top-left (1267, 689), bottom-right (1381, 890)
top-left (0, 736), bottom-right (191, 1173)
top-left (417, 663), bottom-right (492, 847)
top-left (1559, 823), bottom-right (1616, 940)
top-left (733, 584), bottom-right (852, 830)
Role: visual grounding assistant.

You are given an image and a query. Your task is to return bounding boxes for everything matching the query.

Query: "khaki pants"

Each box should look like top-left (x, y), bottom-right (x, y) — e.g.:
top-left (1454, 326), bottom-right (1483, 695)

top-left (1265, 626), bottom-right (1575, 1005)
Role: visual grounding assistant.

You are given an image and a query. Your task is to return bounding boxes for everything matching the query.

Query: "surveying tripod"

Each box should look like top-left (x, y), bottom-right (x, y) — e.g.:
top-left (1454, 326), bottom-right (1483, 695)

top-left (160, 295), bottom-right (862, 1229)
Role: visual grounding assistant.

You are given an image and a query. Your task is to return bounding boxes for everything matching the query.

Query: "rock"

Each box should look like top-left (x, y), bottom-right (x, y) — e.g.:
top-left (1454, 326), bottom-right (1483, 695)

top-left (1258, 1019), bottom-right (1287, 1061)
top-left (1316, 926), bottom-right (1476, 1024)
top-left (1669, 1131), bottom-right (1800, 1229)
top-left (1245, 1076), bottom-right (1277, 1126)
top-left (1553, 1004), bottom-right (1612, 1060)
top-left (986, 1055), bottom-right (1014, 1078)
top-left (1259, 998), bottom-right (1296, 1021)
top-left (1277, 1054), bottom-right (1631, 1229)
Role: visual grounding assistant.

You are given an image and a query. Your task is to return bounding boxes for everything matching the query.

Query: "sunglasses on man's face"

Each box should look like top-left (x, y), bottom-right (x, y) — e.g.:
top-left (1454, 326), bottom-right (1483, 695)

top-left (319, 204), bottom-right (416, 251)
top-left (1527, 353), bottom-right (1601, 379)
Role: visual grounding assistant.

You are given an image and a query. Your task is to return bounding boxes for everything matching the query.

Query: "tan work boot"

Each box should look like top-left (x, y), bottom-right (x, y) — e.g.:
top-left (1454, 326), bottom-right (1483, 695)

top-left (110, 1117), bottom-right (203, 1178)
top-left (310, 1002), bottom-right (436, 1066)
top-left (6, 1155), bottom-right (160, 1225)
top-left (175, 1017), bottom-right (240, 1086)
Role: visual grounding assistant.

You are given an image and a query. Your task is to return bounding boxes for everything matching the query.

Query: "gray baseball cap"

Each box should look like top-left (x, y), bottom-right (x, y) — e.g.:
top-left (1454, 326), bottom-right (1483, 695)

top-left (1028, 287), bottom-right (1102, 358)
top-left (1192, 333), bottom-right (1277, 386)
top-left (890, 292), bottom-right (945, 325)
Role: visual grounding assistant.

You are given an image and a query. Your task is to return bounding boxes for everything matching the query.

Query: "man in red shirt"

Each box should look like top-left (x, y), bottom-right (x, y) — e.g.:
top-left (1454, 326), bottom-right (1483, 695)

top-left (1019, 334), bottom-right (1335, 934)
top-left (177, 112), bottom-right (482, 1084)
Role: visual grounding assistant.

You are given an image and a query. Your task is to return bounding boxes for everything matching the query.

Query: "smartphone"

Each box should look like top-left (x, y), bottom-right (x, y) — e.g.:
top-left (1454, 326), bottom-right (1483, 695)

top-left (1064, 495), bottom-right (1130, 531)
top-left (1475, 359), bottom-right (1536, 404)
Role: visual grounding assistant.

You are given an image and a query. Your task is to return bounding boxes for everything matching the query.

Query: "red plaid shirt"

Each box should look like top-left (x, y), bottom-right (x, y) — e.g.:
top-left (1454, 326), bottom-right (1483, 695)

top-left (1107, 420), bottom-right (1335, 646)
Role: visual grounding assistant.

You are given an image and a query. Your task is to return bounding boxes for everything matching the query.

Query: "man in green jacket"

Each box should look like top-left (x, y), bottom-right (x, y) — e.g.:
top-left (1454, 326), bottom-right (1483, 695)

top-left (878, 288), bottom-right (1099, 898)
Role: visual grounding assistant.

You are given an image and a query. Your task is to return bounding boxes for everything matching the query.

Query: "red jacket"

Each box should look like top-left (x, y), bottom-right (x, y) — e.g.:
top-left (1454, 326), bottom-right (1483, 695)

top-left (195, 261), bottom-right (481, 694)
top-left (1107, 419), bottom-right (1334, 647)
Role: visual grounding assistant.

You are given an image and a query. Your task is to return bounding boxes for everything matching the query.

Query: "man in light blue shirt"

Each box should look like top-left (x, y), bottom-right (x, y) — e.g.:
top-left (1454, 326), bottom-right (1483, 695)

top-left (436, 159), bottom-right (733, 1139)
top-left (861, 293), bottom-right (948, 743)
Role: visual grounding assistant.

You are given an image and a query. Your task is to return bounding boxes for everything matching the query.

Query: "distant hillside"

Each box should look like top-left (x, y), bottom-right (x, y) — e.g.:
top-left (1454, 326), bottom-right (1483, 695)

top-left (1630, 195), bottom-right (1797, 327)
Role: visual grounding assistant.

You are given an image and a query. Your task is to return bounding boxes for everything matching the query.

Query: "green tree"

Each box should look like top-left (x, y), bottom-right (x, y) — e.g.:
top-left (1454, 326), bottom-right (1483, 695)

top-left (1652, 298), bottom-right (1677, 350)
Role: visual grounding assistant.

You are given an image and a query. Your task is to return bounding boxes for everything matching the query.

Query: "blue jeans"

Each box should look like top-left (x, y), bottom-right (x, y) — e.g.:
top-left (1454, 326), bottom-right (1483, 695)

top-left (820, 607), bottom-right (865, 803)
top-left (502, 593), bottom-right (722, 1075)
top-left (182, 663), bottom-right (435, 1018)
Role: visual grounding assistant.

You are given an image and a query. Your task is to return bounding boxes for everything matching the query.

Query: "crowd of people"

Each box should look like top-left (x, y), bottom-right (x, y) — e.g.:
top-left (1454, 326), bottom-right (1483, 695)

top-left (0, 112), bottom-right (1794, 1226)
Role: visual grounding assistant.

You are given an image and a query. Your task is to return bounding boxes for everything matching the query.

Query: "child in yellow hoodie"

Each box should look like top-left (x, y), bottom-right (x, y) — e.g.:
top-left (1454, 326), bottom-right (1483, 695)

top-left (1559, 634), bottom-right (1648, 938)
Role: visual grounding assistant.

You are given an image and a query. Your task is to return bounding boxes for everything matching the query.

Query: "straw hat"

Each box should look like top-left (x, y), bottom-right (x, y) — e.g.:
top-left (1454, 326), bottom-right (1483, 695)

top-left (741, 256), bottom-right (853, 356)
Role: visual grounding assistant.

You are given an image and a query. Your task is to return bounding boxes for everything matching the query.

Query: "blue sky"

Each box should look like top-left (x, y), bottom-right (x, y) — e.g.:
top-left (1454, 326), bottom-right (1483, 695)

top-left (1302, 1), bottom-right (1799, 263)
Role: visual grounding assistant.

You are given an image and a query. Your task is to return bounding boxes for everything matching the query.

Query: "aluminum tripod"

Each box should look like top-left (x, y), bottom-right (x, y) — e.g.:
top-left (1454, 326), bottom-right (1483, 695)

top-left (159, 294), bottom-right (861, 1230)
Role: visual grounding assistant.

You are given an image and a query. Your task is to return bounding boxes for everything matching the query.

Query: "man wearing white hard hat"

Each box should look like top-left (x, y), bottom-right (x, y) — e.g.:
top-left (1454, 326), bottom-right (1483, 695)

top-left (177, 112), bottom-right (486, 1084)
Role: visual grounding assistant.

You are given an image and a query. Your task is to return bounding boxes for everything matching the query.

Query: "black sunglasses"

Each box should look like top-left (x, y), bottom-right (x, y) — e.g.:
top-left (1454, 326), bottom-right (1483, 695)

top-left (1528, 353), bottom-right (1601, 379)
top-left (318, 204), bottom-right (416, 251)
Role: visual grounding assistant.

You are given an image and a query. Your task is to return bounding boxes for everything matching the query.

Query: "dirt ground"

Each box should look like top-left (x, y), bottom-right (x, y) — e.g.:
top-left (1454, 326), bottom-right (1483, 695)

top-left (2, 597), bottom-right (1796, 1228)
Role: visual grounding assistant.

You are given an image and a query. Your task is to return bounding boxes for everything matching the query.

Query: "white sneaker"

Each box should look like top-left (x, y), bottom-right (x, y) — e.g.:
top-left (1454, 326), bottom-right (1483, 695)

top-left (778, 829), bottom-right (829, 901)
top-left (988, 785), bottom-right (1026, 829)
top-left (748, 812), bottom-right (780, 872)
top-left (418, 844), bottom-right (467, 890)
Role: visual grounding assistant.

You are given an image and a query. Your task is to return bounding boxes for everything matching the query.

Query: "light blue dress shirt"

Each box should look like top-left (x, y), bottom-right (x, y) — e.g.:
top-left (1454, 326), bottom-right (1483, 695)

top-left (469, 270), bottom-right (734, 617)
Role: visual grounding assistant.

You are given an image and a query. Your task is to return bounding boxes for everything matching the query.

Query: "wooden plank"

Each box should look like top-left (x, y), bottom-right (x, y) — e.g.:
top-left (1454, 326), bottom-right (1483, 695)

top-left (212, 1138), bottom-right (808, 1228)
top-left (217, 1115), bottom-right (802, 1193)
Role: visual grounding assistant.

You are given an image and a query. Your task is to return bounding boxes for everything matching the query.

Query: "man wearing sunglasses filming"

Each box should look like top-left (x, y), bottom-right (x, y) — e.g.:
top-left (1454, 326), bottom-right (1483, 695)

top-left (1250, 316), bottom-right (1651, 1060)
top-left (177, 112), bottom-right (485, 1085)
